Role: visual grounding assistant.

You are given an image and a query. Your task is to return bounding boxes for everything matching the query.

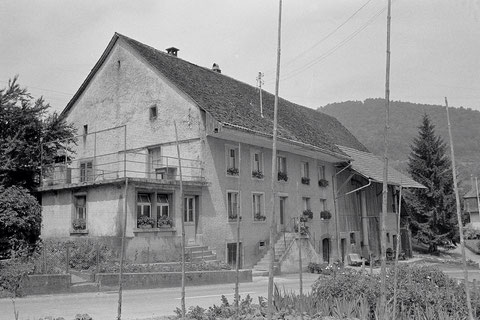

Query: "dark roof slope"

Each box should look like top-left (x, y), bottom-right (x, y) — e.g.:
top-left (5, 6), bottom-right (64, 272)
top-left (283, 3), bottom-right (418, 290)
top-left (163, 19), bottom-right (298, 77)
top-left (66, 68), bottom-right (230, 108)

top-left (64, 33), bottom-right (368, 155)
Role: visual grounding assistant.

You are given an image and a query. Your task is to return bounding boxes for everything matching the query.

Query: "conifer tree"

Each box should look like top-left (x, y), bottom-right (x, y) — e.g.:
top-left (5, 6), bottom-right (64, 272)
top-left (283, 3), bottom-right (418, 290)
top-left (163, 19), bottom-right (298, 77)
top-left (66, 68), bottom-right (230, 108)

top-left (405, 114), bottom-right (457, 252)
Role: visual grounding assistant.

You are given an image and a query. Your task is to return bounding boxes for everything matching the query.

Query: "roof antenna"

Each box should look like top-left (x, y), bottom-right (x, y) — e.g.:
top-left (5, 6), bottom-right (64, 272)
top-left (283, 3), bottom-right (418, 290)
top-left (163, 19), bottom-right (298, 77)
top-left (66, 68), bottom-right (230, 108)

top-left (256, 72), bottom-right (264, 118)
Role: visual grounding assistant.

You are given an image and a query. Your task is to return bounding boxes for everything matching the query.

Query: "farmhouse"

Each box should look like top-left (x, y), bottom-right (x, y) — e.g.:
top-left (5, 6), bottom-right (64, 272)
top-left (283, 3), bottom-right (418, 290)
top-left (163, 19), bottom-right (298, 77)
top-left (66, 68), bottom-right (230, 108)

top-left (38, 33), bottom-right (423, 270)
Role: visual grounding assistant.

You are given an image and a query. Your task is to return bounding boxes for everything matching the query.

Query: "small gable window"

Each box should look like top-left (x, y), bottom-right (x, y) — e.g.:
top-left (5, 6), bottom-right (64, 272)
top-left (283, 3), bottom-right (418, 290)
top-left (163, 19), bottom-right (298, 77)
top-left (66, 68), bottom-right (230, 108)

top-left (150, 105), bottom-right (158, 120)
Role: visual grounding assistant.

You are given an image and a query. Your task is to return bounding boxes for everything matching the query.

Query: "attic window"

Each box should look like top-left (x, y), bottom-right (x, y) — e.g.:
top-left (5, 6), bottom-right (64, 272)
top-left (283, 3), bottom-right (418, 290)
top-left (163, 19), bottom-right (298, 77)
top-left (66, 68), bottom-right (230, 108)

top-left (149, 105), bottom-right (157, 120)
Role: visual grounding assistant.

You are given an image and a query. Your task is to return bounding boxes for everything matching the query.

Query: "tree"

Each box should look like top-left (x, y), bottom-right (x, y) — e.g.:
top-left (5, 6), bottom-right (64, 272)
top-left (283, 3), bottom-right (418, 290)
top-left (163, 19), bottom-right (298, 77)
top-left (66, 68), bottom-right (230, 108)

top-left (405, 114), bottom-right (457, 252)
top-left (0, 76), bottom-right (76, 190)
top-left (0, 186), bottom-right (42, 258)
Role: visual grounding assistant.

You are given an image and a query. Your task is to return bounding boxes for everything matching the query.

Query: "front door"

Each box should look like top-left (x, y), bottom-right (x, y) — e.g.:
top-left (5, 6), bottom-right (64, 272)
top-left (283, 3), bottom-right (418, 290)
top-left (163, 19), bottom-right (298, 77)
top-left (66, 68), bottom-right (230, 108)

top-left (279, 197), bottom-right (286, 228)
top-left (341, 238), bottom-right (346, 263)
top-left (184, 196), bottom-right (196, 244)
top-left (322, 238), bottom-right (330, 263)
top-left (227, 242), bottom-right (242, 268)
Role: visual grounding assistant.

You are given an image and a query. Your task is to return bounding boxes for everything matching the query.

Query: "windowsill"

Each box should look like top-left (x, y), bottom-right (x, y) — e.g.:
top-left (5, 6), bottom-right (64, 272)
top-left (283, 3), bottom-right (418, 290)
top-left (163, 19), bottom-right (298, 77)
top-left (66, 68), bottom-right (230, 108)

top-left (251, 177), bottom-right (264, 181)
top-left (184, 222), bottom-right (195, 226)
top-left (226, 174), bottom-right (240, 178)
top-left (70, 229), bottom-right (89, 235)
top-left (228, 220), bottom-right (243, 224)
top-left (133, 227), bottom-right (176, 233)
top-left (320, 219), bottom-right (331, 222)
top-left (253, 220), bottom-right (267, 224)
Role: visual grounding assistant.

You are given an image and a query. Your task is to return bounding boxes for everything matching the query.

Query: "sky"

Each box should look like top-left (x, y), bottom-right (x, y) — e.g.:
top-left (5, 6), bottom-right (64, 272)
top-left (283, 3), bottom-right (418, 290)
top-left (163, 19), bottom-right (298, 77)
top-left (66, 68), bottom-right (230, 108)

top-left (1, 0), bottom-right (479, 114)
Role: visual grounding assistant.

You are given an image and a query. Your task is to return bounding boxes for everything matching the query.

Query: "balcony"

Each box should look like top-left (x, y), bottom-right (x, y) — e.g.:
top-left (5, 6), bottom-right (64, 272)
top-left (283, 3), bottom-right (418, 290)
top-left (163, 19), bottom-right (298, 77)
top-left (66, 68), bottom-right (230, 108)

top-left (40, 152), bottom-right (205, 189)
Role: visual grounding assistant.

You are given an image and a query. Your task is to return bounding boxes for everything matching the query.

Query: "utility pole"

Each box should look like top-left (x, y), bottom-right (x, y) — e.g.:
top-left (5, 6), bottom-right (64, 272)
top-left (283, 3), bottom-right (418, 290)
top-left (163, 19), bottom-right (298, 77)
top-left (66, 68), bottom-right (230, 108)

top-left (267, 1), bottom-right (282, 319)
top-left (174, 121), bottom-right (186, 319)
top-left (392, 186), bottom-right (402, 319)
top-left (379, 0), bottom-right (392, 317)
top-left (476, 177), bottom-right (480, 222)
top-left (256, 72), bottom-right (265, 118)
top-left (234, 142), bottom-right (242, 318)
top-left (446, 98), bottom-right (474, 320)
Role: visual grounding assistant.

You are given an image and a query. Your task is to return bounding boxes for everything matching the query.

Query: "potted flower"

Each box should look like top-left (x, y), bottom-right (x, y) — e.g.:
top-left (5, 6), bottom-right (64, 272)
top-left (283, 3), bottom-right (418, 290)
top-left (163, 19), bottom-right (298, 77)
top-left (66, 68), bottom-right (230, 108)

top-left (157, 215), bottom-right (173, 228)
top-left (301, 177), bottom-right (310, 185)
top-left (320, 210), bottom-right (332, 220)
top-left (72, 218), bottom-right (86, 230)
top-left (302, 209), bottom-right (313, 220)
top-left (318, 179), bottom-right (329, 187)
top-left (137, 215), bottom-right (156, 228)
top-left (277, 171), bottom-right (288, 182)
top-left (228, 214), bottom-right (242, 222)
top-left (252, 170), bottom-right (264, 179)
top-left (227, 167), bottom-right (239, 176)
top-left (254, 213), bottom-right (267, 221)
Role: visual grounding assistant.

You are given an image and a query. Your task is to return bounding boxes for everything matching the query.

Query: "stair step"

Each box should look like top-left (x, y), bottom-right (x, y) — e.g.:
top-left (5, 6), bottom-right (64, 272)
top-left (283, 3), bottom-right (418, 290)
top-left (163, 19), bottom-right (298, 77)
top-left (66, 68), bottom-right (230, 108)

top-left (189, 250), bottom-right (215, 258)
top-left (186, 245), bottom-right (209, 252)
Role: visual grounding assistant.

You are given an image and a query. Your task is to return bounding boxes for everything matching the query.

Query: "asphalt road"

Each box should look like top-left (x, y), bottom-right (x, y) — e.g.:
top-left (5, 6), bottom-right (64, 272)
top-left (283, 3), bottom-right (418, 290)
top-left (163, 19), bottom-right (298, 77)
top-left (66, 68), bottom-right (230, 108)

top-left (0, 273), bottom-right (320, 320)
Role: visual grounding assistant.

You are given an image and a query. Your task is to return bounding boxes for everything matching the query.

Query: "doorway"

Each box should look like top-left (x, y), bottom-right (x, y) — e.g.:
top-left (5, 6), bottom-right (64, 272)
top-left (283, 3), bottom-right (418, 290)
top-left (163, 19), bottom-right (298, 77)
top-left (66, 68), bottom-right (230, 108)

top-left (341, 238), bottom-right (346, 263)
top-left (227, 242), bottom-right (242, 268)
top-left (279, 197), bottom-right (286, 227)
top-left (322, 238), bottom-right (330, 263)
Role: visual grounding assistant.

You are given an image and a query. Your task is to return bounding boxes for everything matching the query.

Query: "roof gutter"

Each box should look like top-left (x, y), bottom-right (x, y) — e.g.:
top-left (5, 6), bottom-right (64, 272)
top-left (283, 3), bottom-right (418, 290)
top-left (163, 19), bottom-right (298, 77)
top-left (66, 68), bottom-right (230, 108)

top-left (222, 122), bottom-right (351, 161)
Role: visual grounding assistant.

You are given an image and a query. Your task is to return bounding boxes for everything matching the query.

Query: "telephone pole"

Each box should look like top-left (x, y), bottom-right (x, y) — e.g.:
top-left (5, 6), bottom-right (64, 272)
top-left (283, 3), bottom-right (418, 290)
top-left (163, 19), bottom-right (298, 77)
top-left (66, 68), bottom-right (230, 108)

top-left (256, 72), bottom-right (264, 118)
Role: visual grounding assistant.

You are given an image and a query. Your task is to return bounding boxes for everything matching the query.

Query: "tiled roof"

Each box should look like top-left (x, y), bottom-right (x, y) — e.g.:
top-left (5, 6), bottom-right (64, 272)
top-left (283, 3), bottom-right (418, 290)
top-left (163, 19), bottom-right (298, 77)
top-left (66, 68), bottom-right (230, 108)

top-left (62, 33), bottom-right (368, 158)
top-left (118, 34), bottom-right (368, 156)
top-left (339, 146), bottom-right (425, 189)
top-left (465, 189), bottom-right (479, 199)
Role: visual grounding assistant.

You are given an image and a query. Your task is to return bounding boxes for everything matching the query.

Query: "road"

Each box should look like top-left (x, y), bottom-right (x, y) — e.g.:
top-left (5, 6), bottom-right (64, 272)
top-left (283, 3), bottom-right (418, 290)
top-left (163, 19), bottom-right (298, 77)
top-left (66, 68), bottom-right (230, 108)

top-left (0, 274), bottom-right (319, 320)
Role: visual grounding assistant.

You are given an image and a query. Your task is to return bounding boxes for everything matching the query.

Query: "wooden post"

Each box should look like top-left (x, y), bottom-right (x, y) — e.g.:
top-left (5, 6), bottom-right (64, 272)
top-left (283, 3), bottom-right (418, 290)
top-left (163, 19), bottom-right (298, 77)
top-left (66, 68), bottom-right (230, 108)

top-left (235, 142), bottom-right (242, 317)
top-left (66, 244), bottom-right (70, 274)
top-left (267, 1), bottom-right (282, 319)
top-left (296, 182), bottom-right (304, 320)
top-left (117, 125), bottom-right (128, 320)
top-left (174, 120), bottom-right (186, 319)
top-left (96, 244), bottom-right (100, 275)
top-left (476, 177), bottom-right (480, 223)
top-left (392, 186), bottom-right (402, 319)
top-left (379, 0), bottom-right (392, 317)
top-left (445, 97), bottom-right (474, 320)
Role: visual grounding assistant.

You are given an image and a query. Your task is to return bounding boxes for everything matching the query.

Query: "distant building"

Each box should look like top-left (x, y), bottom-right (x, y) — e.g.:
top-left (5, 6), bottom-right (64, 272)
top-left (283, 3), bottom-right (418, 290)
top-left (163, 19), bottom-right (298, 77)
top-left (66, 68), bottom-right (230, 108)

top-left (464, 187), bottom-right (480, 228)
top-left (38, 33), bottom-right (423, 270)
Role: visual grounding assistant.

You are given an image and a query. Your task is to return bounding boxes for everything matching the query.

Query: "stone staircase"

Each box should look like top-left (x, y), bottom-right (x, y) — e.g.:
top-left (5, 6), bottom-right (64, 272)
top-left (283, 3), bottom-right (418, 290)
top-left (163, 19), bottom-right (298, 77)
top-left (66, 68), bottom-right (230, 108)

top-left (252, 232), bottom-right (296, 275)
top-left (185, 245), bottom-right (217, 262)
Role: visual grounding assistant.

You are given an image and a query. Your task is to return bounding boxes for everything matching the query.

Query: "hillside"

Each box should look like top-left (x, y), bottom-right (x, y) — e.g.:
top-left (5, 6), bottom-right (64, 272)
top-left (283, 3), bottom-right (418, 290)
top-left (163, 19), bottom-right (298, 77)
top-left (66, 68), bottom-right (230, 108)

top-left (319, 98), bottom-right (480, 189)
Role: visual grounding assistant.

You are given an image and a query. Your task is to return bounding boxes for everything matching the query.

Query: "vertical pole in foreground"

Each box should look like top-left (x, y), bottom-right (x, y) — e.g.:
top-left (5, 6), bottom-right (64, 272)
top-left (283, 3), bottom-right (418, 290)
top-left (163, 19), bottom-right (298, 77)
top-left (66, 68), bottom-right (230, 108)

top-left (379, 0), bottom-right (392, 316)
top-left (267, 1), bottom-right (282, 319)
top-left (476, 177), bottom-right (480, 224)
top-left (174, 121), bottom-right (186, 319)
top-left (392, 186), bottom-right (402, 319)
top-left (117, 125), bottom-right (128, 320)
top-left (445, 98), bottom-right (474, 320)
top-left (235, 143), bottom-right (242, 317)
top-left (296, 182), bottom-right (303, 320)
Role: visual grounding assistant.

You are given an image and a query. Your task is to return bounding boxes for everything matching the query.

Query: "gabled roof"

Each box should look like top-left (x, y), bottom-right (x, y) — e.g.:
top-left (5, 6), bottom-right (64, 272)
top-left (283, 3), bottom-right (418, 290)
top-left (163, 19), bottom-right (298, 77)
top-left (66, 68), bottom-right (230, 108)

top-left (465, 189), bottom-right (479, 199)
top-left (62, 33), bottom-right (368, 160)
top-left (339, 146), bottom-right (425, 189)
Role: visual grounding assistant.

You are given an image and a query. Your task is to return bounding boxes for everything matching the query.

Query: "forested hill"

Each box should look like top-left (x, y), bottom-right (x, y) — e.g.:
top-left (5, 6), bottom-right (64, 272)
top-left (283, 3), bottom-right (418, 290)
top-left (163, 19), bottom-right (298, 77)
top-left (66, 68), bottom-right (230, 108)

top-left (319, 98), bottom-right (480, 186)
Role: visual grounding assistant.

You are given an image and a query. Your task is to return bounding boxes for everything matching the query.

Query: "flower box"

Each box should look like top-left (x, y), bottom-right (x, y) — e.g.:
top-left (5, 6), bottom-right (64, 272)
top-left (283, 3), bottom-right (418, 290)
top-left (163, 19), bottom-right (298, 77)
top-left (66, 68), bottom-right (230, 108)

top-left (228, 215), bottom-right (242, 222)
top-left (72, 218), bottom-right (86, 230)
top-left (301, 177), bottom-right (310, 185)
top-left (318, 179), bottom-right (329, 187)
top-left (277, 171), bottom-right (288, 182)
top-left (227, 167), bottom-right (239, 176)
top-left (254, 213), bottom-right (267, 221)
top-left (320, 210), bottom-right (332, 220)
top-left (252, 170), bottom-right (264, 179)
top-left (157, 215), bottom-right (173, 228)
top-left (137, 216), bottom-right (156, 228)
top-left (302, 209), bottom-right (313, 219)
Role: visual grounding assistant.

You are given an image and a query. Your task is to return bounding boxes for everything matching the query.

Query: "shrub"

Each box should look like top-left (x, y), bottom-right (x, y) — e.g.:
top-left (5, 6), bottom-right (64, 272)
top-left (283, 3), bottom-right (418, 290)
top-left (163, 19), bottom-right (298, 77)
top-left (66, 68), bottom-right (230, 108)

top-left (277, 171), bottom-right (288, 181)
top-left (137, 215), bottom-right (156, 228)
top-left (251, 170), bottom-right (264, 179)
top-left (303, 209), bottom-right (313, 219)
top-left (301, 177), bottom-right (310, 185)
top-left (72, 218), bottom-right (86, 230)
top-left (318, 179), bottom-right (329, 187)
top-left (320, 210), bottom-right (332, 220)
top-left (227, 167), bottom-right (239, 176)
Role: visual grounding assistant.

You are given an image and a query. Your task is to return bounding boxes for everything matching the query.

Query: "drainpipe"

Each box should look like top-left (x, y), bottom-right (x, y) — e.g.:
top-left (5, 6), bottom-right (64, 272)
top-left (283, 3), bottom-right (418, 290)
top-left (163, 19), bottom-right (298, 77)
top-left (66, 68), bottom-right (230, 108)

top-left (332, 163), bottom-right (351, 260)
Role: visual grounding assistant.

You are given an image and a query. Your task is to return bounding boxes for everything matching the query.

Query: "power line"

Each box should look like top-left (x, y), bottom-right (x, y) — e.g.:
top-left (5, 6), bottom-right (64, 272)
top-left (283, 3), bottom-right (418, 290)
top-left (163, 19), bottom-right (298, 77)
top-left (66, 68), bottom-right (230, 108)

top-left (275, 6), bottom-right (386, 83)
top-left (0, 80), bottom-right (73, 96)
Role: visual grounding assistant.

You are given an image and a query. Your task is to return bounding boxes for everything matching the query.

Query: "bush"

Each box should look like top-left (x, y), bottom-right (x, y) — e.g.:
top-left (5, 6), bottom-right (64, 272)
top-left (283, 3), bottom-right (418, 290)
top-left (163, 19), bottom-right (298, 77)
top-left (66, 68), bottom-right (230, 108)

top-left (0, 247), bottom-right (37, 297)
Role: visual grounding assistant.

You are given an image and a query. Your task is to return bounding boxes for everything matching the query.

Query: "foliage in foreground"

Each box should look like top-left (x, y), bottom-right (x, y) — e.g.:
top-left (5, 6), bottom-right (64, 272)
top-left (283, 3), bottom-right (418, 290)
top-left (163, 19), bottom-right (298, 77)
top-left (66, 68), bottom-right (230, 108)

top-left (178, 265), bottom-right (480, 319)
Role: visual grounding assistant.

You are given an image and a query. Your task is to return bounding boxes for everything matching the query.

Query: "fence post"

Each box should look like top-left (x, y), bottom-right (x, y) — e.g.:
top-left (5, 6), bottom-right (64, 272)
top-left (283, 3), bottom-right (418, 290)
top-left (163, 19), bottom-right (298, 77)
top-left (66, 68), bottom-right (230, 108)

top-left (147, 246), bottom-right (150, 267)
top-left (96, 244), bottom-right (100, 275)
top-left (66, 244), bottom-right (70, 274)
top-left (42, 246), bottom-right (47, 274)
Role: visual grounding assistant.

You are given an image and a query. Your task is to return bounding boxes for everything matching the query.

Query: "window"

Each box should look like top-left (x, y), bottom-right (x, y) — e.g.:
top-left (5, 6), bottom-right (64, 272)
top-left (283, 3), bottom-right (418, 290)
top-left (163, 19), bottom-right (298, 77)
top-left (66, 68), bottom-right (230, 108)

top-left (80, 161), bottom-right (93, 182)
top-left (148, 147), bottom-right (162, 171)
top-left (253, 193), bottom-right (265, 221)
top-left (279, 197), bottom-right (287, 225)
top-left (156, 194), bottom-right (169, 218)
top-left (72, 195), bottom-right (87, 231)
top-left (318, 165), bottom-right (325, 180)
top-left (137, 194), bottom-right (151, 218)
top-left (227, 242), bottom-right (242, 268)
top-left (320, 199), bottom-right (326, 212)
top-left (350, 232), bottom-right (356, 245)
top-left (227, 191), bottom-right (239, 220)
top-left (251, 150), bottom-right (263, 177)
top-left (149, 105), bottom-right (158, 120)
top-left (301, 161), bottom-right (309, 178)
top-left (277, 156), bottom-right (287, 173)
top-left (302, 197), bottom-right (311, 211)
top-left (184, 196), bottom-right (195, 223)
top-left (386, 232), bottom-right (390, 243)
top-left (226, 146), bottom-right (239, 175)
top-left (83, 124), bottom-right (88, 136)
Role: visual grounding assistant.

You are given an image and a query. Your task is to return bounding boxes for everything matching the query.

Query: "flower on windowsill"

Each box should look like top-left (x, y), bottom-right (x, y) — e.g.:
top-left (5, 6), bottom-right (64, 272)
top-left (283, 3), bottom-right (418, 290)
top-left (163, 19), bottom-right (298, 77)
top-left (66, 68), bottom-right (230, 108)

top-left (254, 213), bottom-right (267, 221)
top-left (277, 171), bottom-right (288, 182)
top-left (157, 215), bottom-right (173, 228)
top-left (318, 179), bottom-right (329, 187)
top-left (252, 170), bottom-right (264, 179)
top-left (228, 214), bottom-right (242, 222)
top-left (72, 218), bottom-right (86, 230)
top-left (227, 167), bottom-right (239, 176)
top-left (137, 215), bottom-right (156, 228)
top-left (301, 177), bottom-right (310, 185)
top-left (299, 216), bottom-right (308, 223)
top-left (302, 209), bottom-right (313, 219)
top-left (320, 210), bottom-right (332, 220)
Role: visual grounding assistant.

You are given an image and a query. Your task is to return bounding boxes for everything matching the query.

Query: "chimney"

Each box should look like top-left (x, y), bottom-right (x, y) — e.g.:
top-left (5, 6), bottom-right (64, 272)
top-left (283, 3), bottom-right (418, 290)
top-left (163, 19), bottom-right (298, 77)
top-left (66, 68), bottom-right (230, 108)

top-left (166, 47), bottom-right (179, 57)
top-left (212, 63), bottom-right (221, 73)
